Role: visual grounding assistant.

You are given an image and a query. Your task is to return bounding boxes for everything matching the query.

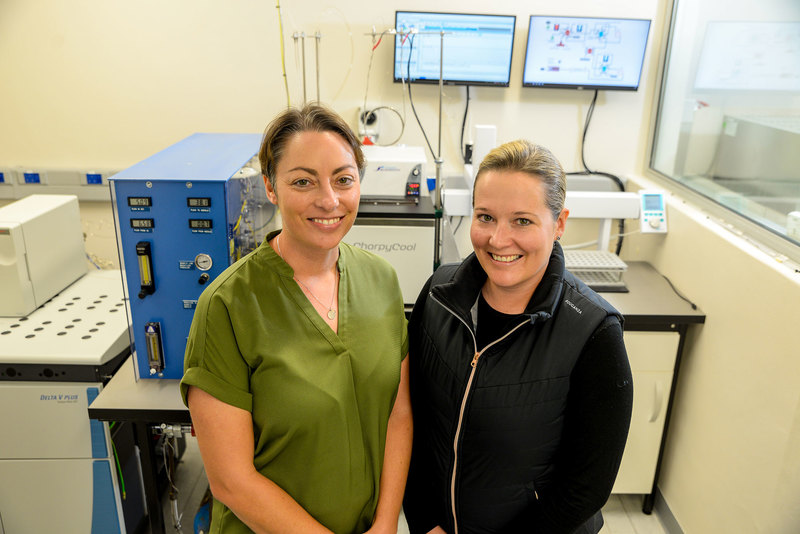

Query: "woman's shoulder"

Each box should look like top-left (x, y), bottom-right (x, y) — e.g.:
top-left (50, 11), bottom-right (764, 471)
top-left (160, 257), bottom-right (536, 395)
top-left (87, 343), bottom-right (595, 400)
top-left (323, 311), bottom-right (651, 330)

top-left (561, 269), bottom-right (622, 320)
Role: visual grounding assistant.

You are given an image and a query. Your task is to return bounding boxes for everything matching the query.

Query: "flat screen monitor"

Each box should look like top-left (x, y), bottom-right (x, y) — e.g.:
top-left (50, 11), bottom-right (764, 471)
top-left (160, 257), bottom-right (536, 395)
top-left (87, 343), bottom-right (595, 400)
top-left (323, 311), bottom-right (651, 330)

top-left (394, 11), bottom-right (516, 87)
top-left (522, 15), bottom-right (651, 91)
top-left (694, 21), bottom-right (800, 92)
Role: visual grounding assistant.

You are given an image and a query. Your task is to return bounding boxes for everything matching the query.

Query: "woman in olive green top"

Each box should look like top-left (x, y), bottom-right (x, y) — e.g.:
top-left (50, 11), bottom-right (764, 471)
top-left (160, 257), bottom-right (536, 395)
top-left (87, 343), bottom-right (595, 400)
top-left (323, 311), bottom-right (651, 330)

top-left (181, 104), bottom-right (412, 534)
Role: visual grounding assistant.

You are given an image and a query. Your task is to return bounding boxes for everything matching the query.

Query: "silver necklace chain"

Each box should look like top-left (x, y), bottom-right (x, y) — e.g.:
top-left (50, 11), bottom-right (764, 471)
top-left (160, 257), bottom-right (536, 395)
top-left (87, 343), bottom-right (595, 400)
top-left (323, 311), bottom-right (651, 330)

top-left (276, 234), bottom-right (337, 320)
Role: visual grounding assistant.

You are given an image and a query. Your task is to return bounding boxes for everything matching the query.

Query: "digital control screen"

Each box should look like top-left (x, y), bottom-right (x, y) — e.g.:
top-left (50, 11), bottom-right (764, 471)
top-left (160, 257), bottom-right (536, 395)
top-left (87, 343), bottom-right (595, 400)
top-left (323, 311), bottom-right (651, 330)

top-left (187, 197), bottom-right (211, 208)
top-left (189, 219), bottom-right (213, 229)
top-left (127, 197), bottom-right (152, 207)
top-left (130, 218), bottom-right (155, 229)
top-left (643, 194), bottom-right (663, 211)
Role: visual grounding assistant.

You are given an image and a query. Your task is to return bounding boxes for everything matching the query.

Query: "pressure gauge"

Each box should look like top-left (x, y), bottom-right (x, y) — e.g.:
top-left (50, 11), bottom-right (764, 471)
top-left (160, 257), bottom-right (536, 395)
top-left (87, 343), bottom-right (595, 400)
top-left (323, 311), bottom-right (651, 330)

top-left (194, 253), bottom-right (213, 271)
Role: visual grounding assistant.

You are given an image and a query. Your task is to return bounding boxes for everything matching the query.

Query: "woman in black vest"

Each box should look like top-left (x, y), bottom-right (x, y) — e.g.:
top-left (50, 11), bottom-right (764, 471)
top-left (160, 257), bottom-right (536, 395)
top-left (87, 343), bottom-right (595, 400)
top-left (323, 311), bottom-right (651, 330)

top-left (403, 140), bottom-right (633, 534)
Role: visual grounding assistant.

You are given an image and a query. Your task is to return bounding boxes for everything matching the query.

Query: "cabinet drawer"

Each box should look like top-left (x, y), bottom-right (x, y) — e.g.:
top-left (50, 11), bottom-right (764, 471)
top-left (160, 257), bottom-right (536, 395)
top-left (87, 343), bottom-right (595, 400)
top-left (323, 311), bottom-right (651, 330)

top-left (624, 331), bottom-right (680, 372)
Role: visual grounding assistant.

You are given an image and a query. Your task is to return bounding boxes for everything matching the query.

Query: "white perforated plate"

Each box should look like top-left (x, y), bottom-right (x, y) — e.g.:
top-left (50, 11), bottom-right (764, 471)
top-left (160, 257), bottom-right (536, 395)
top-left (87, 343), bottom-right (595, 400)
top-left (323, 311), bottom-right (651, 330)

top-left (0, 270), bottom-right (129, 365)
top-left (564, 250), bottom-right (628, 272)
top-left (564, 250), bottom-right (627, 289)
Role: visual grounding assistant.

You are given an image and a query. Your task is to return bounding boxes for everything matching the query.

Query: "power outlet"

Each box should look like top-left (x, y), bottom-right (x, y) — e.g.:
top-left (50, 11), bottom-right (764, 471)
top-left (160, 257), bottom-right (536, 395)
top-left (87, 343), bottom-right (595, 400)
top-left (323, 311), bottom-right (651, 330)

top-left (20, 170), bottom-right (48, 185)
top-left (0, 168), bottom-right (15, 185)
top-left (357, 107), bottom-right (379, 142)
top-left (84, 171), bottom-right (104, 185)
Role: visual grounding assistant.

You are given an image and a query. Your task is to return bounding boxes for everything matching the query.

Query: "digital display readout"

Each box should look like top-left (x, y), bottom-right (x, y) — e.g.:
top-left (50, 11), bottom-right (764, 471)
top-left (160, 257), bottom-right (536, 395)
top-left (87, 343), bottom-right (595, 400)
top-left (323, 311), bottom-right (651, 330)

top-left (187, 197), bottom-right (211, 208)
top-left (127, 197), bottom-right (152, 207)
top-left (130, 218), bottom-right (155, 229)
top-left (189, 219), bottom-right (213, 229)
top-left (643, 194), bottom-right (663, 211)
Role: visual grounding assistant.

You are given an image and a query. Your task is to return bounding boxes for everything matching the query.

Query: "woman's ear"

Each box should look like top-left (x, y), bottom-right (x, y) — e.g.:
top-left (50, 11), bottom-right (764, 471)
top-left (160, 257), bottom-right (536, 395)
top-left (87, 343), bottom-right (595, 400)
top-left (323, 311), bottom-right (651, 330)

top-left (264, 175), bottom-right (278, 205)
top-left (555, 208), bottom-right (569, 241)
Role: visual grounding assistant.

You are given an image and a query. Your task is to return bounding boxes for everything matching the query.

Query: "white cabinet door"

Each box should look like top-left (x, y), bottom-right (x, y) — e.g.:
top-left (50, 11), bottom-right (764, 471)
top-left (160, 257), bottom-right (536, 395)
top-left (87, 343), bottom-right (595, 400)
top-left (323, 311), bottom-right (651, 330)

top-left (612, 331), bottom-right (680, 494)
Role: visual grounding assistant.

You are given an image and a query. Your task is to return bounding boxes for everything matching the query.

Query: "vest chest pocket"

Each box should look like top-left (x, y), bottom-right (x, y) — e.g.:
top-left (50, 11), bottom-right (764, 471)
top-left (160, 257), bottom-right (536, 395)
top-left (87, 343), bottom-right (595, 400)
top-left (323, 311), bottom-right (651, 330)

top-left (471, 375), bottom-right (570, 410)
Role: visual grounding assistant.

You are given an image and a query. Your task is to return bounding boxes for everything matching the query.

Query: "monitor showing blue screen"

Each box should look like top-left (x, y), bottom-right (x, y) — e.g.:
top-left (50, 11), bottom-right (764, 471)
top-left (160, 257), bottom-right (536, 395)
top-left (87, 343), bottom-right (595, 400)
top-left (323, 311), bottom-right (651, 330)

top-left (522, 15), bottom-right (651, 91)
top-left (394, 11), bottom-right (516, 86)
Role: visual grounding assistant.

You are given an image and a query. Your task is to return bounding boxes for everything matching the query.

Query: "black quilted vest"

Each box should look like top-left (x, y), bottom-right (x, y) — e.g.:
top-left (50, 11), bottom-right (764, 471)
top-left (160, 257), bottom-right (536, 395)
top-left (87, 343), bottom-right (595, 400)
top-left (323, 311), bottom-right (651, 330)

top-left (408, 243), bottom-right (621, 534)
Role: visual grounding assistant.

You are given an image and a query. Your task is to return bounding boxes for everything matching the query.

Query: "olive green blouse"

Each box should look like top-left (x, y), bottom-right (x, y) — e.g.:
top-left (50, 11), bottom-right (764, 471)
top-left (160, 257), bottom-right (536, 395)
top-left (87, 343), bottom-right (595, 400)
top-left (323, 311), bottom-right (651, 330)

top-left (181, 230), bottom-right (408, 534)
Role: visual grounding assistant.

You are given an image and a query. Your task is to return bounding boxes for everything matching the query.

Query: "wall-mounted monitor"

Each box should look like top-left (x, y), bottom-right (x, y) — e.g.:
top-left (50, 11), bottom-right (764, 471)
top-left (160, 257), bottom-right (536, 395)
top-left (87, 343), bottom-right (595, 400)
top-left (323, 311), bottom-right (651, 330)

top-left (393, 11), bottom-right (516, 87)
top-left (522, 15), bottom-right (651, 91)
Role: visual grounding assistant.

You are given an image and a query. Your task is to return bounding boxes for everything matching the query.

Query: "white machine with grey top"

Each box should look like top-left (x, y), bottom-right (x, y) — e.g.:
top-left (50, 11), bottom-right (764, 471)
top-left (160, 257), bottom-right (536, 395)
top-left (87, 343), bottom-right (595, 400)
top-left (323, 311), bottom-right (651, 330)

top-left (345, 145), bottom-right (456, 306)
top-left (0, 195), bottom-right (138, 533)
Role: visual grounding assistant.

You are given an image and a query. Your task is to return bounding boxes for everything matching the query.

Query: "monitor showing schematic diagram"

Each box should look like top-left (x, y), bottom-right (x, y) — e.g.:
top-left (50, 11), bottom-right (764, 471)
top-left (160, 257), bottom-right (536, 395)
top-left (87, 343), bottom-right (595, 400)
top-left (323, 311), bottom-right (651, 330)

top-left (522, 15), bottom-right (651, 90)
top-left (393, 11), bottom-right (516, 86)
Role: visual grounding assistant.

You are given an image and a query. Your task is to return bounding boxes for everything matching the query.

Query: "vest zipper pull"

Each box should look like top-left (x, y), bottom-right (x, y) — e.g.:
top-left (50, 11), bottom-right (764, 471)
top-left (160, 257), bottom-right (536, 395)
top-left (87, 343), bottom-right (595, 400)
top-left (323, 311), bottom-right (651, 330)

top-left (471, 352), bottom-right (480, 367)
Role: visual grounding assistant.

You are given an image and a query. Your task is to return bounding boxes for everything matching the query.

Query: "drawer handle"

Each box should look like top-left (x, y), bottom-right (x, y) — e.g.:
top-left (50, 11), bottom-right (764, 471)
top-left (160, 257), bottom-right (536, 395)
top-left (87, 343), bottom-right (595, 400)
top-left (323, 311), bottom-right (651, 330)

top-left (649, 380), bottom-right (665, 422)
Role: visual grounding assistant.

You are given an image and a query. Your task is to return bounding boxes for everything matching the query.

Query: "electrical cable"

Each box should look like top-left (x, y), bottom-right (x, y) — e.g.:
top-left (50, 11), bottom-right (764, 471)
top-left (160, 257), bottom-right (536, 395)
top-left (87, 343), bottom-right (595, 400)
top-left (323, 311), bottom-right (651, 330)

top-left (111, 437), bottom-right (127, 499)
top-left (85, 252), bottom-right (102, 270)
top-left (453, 216), bottom-right (464, 235)
top-left (362, 29), bottom-right (388, 127)
top-left (361, 30), bottom-right (406, 145)
top-left (567, 89), bottom-right (627, 255)
top-left (163, 436), bottom-right (183, 532)
top-left (460, 85), bottom-right (471, 163)
top-left (275, 0), bottom-right (290, 108)
top-left (660, 273), bottom-right (698, 310)
top-left (366, 106), bottom-right (406, 146)
top-left (580, 90), bottom-right (598, 174)
top-left (325, 6), bottom-right (355, 104)
top-left (398, 33), bottom-right (409, 135)
top-left (405, 34), bottom-right (436, 160)
top-left (254, 204), bottom-right (277, 233)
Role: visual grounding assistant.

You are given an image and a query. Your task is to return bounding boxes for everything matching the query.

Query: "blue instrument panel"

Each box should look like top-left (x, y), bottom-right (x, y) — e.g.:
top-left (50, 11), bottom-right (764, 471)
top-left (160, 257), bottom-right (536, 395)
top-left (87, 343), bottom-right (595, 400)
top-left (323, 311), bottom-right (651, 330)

top-left (110, 134), bottom-right (263, 379)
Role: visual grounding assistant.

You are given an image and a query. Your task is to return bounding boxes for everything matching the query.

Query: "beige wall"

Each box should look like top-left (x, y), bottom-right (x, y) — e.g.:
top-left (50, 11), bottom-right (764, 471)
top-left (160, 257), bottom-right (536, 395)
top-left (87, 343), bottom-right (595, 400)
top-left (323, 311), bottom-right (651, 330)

top-left (4, 1), bottom-right (800, 532)
top-left (0, 0), bottom-right (662, 179)
top-left (622, 176), bottom-right (800, 533)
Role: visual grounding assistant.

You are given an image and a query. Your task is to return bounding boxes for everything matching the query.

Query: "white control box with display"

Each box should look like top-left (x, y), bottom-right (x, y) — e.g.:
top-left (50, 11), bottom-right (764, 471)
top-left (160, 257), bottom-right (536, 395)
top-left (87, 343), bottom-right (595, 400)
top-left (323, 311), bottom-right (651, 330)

top-left (639, 190), bottom-right (668, 233)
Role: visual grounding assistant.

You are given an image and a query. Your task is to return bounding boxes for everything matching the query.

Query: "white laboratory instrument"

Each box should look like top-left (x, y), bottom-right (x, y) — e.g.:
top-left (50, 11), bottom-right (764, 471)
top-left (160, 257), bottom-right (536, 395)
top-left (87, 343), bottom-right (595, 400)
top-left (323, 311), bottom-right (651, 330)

top-left (360, 145), bottom-right (427, 198)
top-left (0, 194), bottom-right (87, 317)
top-left (563, 191), bottom-right (641, 291)
top-left (347, 145), bottom-right (444, 306)
top-left (0, 269), bottom-right (137, 531)
top-left (346, 198), bottom-right (439, 306)
top-left (639, 190), bottom-right (668, 233)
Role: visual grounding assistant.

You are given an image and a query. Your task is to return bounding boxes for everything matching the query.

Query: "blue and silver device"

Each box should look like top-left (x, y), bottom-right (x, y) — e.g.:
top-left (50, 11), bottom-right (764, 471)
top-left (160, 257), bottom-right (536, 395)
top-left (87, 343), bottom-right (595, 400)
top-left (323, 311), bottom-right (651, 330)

top-left (110, 133), bottom-right (268, 379)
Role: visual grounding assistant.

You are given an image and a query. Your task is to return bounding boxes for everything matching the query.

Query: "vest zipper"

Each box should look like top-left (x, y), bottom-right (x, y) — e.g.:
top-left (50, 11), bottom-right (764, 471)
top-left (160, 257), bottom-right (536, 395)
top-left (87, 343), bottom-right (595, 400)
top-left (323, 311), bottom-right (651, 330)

top-left (430, 293), bottom-right (530, 534)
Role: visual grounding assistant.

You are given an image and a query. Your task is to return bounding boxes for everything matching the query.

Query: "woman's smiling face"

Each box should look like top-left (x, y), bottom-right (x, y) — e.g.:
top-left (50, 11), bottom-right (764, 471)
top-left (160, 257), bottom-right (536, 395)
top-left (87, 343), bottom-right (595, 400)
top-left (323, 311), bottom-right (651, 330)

top-left (265, 130), bottom-right (360, 256)
top-left (470, 169), bottom-right (567, 298)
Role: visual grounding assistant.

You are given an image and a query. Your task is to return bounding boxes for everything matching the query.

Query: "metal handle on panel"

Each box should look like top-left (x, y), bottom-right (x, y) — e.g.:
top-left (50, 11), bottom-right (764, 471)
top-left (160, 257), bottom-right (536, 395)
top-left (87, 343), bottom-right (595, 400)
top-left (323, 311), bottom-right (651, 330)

top-left (649, 380), bottom-right (665, 423)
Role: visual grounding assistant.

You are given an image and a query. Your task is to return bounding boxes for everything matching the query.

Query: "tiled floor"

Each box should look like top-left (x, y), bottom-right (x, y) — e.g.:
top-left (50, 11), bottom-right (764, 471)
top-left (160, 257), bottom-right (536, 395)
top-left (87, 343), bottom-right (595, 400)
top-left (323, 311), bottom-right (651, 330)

top-left (146, 437), bottom-right (669, 534)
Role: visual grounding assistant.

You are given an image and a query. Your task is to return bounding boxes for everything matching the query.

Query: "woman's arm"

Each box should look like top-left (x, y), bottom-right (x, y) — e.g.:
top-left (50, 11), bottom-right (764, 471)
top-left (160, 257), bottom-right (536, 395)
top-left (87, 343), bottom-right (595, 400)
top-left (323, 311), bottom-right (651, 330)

top-left (187, 386), bottom-right (333, 534)
top-left (533, 317), bottom-right (633, 531)
top-left (508, 316), bottom-right (633, 532)
top-left (366, 356), bottom-right (413, 534)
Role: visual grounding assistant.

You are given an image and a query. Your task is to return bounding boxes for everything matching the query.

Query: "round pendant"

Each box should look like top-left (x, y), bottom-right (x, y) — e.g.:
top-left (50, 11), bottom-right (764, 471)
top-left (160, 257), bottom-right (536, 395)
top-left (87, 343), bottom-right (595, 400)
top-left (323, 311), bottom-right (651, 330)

top-left (327, 309), bottom-right (336, 320)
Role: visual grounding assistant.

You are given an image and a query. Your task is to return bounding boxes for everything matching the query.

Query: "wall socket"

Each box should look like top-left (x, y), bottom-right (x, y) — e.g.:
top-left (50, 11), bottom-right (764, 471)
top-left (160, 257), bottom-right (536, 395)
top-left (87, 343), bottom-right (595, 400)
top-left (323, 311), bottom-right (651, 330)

top-left (0, 168), bottom-right (15, 185)
top-left (0, 167), bottom-right (119, 201)
top-left (21, 170), bottom-right (48, 185)
top-left (357, 107), bottom-right (379, 141)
